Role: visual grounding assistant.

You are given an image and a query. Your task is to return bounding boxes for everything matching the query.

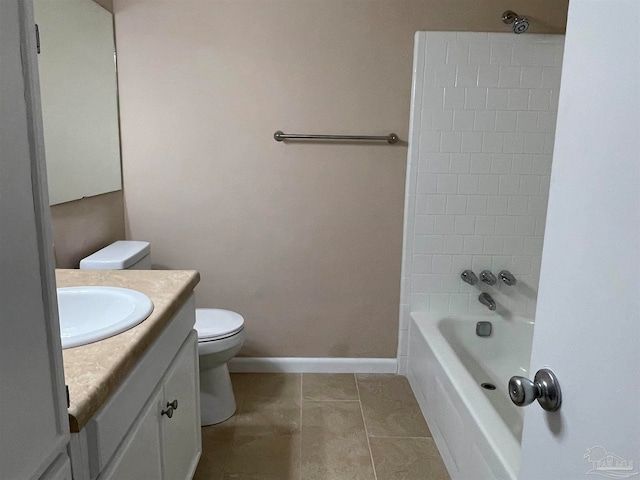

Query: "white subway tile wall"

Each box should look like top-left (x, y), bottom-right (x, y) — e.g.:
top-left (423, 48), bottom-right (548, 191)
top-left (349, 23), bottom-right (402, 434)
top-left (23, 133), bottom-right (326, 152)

top-left (398, 32), bottom-right (564, 373)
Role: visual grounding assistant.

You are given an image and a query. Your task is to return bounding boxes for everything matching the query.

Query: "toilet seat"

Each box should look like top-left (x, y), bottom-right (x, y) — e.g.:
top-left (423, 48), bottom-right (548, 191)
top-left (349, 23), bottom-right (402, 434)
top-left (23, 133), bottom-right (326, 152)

top-left (195, 308), bottom-right (244, 342)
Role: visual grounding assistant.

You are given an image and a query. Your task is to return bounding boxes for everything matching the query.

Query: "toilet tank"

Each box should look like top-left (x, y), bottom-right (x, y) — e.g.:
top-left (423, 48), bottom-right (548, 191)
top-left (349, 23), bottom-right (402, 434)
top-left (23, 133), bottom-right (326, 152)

top-left (79, 241), bottom-right (151, 270)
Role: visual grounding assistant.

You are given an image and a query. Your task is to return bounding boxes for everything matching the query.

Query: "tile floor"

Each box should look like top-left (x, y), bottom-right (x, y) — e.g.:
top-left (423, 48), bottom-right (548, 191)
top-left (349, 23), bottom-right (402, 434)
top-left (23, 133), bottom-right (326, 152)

top-left (194, 373), bottom-right (450, 480)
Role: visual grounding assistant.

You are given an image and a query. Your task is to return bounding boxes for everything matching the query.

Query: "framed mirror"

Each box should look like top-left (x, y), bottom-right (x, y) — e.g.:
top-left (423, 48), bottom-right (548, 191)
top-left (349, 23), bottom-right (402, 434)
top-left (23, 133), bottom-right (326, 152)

top-left (34, 0), bottom-right (122, 206)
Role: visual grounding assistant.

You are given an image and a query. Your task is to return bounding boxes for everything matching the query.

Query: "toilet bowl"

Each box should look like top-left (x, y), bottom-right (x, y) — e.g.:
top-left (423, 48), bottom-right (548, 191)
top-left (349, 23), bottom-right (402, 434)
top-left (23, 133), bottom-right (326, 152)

top-left (80, 240), bottom-right (245, 426)
top-left (195, 308), bottom-right (245, 425)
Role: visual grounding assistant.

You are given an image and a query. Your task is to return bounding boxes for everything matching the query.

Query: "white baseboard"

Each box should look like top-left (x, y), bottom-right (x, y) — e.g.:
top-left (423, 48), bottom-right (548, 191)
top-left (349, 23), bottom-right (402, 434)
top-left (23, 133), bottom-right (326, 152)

top-left (228, 357), bottom-right (398, 374)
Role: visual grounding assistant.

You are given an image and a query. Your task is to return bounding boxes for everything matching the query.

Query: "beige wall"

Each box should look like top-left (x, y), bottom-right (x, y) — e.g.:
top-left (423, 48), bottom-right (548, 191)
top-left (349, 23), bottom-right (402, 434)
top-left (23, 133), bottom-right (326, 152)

top-left (113, 0), bottom-right (567, 358)
top-left (93, 0), bottom-right (113, 12)
top-left (51, 191), bottom-right (125, 268)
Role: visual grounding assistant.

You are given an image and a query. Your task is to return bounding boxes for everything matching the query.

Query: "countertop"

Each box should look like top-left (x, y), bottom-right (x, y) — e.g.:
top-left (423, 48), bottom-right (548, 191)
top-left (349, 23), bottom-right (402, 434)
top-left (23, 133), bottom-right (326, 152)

top-left (56, 269), bottom-right (200, 432)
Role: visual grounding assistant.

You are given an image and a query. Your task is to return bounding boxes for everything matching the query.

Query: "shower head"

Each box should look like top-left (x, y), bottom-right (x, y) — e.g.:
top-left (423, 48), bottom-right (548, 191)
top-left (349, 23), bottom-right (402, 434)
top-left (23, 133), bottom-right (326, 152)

top-left (502, 10), bottom-right (530, 34)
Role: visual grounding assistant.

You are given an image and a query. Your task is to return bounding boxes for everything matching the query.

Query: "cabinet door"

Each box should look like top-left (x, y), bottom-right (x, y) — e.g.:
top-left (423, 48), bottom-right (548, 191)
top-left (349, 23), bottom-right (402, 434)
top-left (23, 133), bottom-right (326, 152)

top-left (160, 331), bottom-right (202, 480)
top-left (99, 389), bottom-right (163, 480)
top-left (40, 456), bottom-right (72, 480)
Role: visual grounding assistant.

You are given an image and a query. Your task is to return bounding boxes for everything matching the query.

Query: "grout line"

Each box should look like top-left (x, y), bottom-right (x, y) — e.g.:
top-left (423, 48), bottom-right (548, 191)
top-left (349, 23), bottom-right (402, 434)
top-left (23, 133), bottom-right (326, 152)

top-left (302, 399), bottom-right (361, 402)
top-left (299, 373), bottom-right (303, 480)
top-left (355, 373), bottom-right (378, 480)
top-left (368, 435), bottom-right (433, 439)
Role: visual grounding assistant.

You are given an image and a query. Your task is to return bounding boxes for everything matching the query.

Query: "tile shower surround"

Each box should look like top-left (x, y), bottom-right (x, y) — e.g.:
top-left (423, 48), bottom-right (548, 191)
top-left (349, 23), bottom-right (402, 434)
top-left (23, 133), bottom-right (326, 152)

top-left (398, 32), bottom-right (564, 373)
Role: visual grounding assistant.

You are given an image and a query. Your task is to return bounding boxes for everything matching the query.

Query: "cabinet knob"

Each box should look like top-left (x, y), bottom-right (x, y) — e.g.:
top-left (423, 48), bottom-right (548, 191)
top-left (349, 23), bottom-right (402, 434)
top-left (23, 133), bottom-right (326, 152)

top-left (161, 406), bottom-right (174, 418)
top-left (161, 399), bottom-right (179, 418)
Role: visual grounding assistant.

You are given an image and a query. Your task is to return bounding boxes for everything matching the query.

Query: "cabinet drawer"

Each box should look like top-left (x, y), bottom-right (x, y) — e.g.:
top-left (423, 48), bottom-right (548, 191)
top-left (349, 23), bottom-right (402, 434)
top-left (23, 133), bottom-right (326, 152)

top-left (86, 296), bottom-right (195, 477)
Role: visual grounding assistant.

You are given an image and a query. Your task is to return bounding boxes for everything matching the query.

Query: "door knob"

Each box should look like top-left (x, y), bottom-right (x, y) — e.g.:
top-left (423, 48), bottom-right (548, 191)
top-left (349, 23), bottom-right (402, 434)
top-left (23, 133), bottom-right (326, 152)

top-left (508, 368), bottom-right (561, 412)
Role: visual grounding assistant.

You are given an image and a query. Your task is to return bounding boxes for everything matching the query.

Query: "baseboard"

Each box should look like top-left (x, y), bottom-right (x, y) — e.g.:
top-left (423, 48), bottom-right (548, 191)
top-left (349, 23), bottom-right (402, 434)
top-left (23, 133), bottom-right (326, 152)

top-left (228, 357), bottom-right (398, 374)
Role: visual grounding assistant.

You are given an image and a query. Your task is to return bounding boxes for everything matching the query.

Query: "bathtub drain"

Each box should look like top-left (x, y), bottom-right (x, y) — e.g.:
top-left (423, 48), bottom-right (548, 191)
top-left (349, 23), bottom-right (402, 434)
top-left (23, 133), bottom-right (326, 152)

top-left (481, 383), bottom-right (496, 390)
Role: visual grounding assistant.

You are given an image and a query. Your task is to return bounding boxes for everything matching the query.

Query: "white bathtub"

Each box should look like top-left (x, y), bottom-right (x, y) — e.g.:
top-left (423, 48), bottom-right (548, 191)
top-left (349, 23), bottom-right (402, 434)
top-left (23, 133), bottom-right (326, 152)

top-left (407, 312), bottom-right (534, 480)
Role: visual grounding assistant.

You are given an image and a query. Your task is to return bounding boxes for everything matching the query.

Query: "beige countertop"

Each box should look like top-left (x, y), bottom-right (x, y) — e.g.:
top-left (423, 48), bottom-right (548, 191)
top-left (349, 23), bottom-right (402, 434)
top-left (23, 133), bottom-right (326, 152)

top-left (56, 269), bottom-right (200, 432)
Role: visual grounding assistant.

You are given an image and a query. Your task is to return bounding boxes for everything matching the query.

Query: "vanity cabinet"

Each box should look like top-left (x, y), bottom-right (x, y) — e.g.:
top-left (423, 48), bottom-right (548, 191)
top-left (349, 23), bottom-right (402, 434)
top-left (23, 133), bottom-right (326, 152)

top-left (100, 331), bottom-right (199, 480)
top-left (69, 296), bottom-right (201, 480)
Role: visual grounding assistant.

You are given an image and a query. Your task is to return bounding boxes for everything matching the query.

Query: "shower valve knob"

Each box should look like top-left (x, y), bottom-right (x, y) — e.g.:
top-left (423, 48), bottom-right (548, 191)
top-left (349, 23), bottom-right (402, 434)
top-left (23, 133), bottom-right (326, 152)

top-left (508, 368), bottom-right (561, 412)
top-left (480, 270), bottom-right (497, 285)
top-left (499, 270), bottom-right (517, 286)
top-left (460, 270), bottom-right (478, 285)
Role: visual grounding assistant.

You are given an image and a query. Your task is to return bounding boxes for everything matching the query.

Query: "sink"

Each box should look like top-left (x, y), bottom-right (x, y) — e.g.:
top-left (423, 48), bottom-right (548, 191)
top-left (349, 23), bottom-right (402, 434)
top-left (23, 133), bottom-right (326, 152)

top-left (57, 286), bottom-right (154, 349)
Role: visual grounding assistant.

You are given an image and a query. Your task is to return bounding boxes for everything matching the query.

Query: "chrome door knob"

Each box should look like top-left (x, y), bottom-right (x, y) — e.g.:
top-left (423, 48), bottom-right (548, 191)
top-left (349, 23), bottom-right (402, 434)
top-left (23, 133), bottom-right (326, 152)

top-left (509, 368), bottom-right (562, 412)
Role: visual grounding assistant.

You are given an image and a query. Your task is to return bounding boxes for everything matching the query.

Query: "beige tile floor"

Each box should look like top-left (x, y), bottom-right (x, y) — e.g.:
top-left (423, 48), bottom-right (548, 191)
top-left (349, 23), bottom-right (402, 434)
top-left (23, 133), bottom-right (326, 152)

top-left (194, 373), bottom-right (450, 480)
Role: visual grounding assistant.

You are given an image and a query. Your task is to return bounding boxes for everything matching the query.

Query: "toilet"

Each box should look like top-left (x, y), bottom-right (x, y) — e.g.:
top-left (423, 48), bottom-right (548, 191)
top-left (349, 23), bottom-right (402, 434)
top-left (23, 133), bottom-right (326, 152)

top-left (80, 240), bottom-right (245, 425)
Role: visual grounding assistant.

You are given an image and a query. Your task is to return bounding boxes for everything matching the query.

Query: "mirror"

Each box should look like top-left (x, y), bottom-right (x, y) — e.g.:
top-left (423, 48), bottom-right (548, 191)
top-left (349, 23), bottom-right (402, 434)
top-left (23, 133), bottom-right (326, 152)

top-left (34, 0), bottom-right (122, 206)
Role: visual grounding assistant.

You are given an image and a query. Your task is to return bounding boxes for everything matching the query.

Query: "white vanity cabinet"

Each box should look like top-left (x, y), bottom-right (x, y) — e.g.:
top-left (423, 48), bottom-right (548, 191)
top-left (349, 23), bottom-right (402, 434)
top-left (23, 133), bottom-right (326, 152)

top-left (69, 296), bottom-right (202, 480)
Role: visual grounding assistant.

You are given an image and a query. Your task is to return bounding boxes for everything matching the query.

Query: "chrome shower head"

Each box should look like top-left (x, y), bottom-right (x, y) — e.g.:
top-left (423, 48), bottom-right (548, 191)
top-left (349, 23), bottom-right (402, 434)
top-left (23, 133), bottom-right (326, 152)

top-left (502, 10), bottom-right (530, 34)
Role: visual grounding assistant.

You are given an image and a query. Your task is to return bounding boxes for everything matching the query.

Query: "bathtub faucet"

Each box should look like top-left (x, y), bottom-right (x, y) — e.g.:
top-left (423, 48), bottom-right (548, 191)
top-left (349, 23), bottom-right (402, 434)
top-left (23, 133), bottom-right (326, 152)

top-left (499, 270), bottom-right (517, 286)
top-left (478, 293), bottom-right (496, 311)
top-left (460, 269), bottom-right (478, 285)
top-left (480, 270), bottom-right (497, 285)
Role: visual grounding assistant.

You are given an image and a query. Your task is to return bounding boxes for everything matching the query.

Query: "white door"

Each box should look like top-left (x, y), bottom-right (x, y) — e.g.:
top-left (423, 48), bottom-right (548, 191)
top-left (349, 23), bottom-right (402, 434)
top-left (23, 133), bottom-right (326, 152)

top-left (0, 0), bottom-right (70, 478)
top-left (519, 1), bottom-right (640, 478)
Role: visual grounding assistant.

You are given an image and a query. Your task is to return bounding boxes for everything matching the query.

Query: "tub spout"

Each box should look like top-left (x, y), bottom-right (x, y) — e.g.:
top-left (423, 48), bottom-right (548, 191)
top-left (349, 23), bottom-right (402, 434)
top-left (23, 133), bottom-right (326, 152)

top-left (479, 293), bottom-right (496, 311)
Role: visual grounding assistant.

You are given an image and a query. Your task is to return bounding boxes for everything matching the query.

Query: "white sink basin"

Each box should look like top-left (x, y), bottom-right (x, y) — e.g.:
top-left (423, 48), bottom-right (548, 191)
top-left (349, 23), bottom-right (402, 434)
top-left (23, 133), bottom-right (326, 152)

top-left (57, 286), bottom-right (154, 349)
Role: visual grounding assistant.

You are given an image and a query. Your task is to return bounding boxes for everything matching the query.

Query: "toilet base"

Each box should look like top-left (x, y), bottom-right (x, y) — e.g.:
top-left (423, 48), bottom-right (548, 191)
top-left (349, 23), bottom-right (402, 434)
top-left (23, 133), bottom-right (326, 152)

top-left (199, 362), bottom-right (237, 426)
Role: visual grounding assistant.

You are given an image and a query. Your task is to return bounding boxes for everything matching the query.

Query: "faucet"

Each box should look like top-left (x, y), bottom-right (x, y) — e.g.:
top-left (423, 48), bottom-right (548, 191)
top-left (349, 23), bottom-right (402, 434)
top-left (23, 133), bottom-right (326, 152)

top-left (460, 270), bottom-right (478, 285)
top-left (499, 270), bottom-right (517, 286)
top-left (479, 293), bottom-right (496, 311)
top-left (480, 270), bottom-right (497, 285)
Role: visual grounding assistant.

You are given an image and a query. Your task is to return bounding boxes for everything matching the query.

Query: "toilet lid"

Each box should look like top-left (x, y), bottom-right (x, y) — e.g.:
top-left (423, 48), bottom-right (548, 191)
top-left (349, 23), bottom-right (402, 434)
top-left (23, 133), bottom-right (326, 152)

top-left (195, 309), bottom-right (244, 341)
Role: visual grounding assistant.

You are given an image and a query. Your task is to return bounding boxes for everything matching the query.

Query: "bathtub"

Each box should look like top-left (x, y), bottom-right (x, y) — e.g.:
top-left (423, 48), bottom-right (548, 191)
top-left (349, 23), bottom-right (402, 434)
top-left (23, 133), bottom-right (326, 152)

top-left (406, 312), bottom-right (534, 480)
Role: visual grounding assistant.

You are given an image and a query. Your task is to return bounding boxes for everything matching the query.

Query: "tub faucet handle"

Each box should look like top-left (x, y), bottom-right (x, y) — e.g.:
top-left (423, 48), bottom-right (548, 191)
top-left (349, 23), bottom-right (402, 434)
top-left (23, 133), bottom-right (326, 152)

top-left (460, 270), bottom-right (478, 285)
top-left (480, 270), bottom-right (497, 285)
top-left (499, 270), bottom-right (517, 286)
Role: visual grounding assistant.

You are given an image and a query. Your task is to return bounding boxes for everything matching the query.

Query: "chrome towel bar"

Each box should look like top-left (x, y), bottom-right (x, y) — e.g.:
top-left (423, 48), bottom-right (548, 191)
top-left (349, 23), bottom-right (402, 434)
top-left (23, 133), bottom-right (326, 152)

top-left (273, 130), bottom-right (399, 144)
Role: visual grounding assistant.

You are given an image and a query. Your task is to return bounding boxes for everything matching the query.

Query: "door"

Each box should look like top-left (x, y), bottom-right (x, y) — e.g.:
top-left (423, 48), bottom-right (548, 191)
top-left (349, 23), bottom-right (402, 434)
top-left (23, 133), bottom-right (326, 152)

top-left (518, 1), bottom-right (640, 478)
top-left (0, 0), bottom-right (70, 478)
